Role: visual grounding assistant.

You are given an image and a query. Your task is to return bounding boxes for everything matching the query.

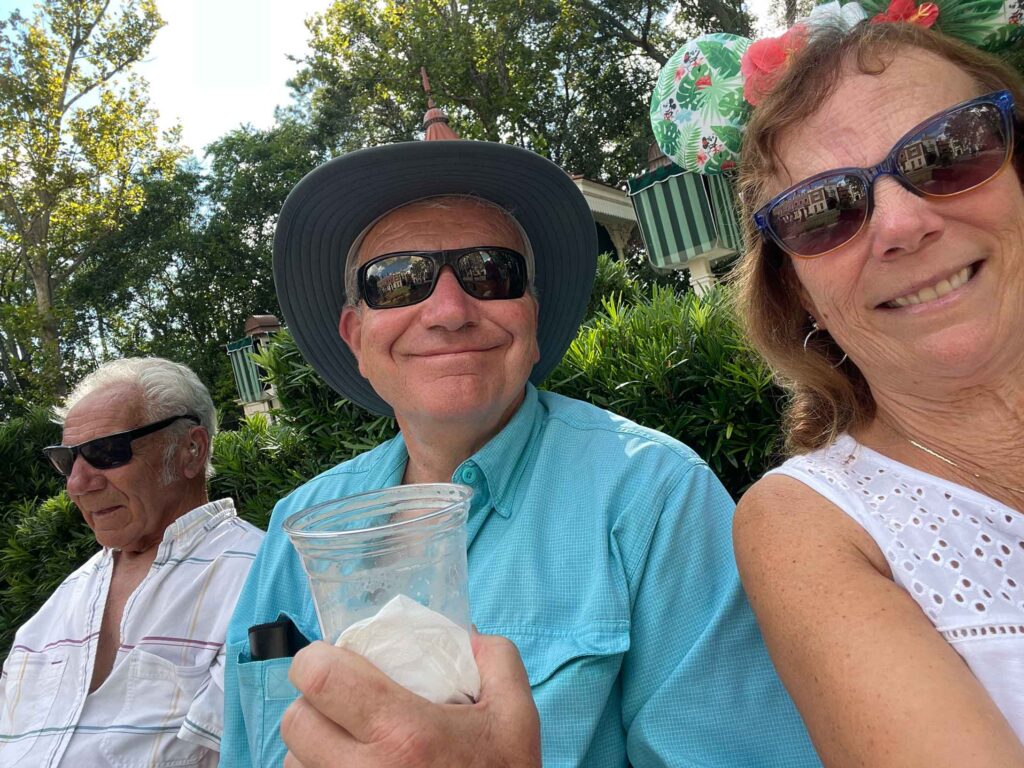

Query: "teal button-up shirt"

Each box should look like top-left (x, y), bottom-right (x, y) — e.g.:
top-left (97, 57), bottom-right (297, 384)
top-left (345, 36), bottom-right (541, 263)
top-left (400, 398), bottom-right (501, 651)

top-left (221, 385), bottom-right (819, 767)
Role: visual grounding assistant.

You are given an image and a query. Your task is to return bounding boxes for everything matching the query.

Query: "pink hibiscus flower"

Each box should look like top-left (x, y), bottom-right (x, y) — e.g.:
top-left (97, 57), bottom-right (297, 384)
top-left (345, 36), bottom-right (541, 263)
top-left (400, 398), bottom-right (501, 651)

top-left (740, 25), bottom-right (808, 106)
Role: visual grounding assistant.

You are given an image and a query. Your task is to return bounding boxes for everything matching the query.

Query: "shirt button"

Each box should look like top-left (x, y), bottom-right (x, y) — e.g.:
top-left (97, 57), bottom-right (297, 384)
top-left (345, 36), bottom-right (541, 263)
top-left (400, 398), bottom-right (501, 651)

top-left (461, 466), bottom-right (478, 484)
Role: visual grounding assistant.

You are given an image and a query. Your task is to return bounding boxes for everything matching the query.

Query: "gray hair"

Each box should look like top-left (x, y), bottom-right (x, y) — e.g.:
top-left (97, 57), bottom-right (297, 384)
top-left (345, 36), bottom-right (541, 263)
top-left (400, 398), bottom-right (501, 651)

top-left (343, 195), bottom-right (539, 307)
top-left (55, 357), bottom-right (218, 483)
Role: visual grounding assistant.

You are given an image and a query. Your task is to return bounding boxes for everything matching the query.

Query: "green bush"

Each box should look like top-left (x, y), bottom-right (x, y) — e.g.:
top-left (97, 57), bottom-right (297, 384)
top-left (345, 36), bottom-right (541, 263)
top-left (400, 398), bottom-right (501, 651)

top-left (208, 332), bottom-right (397, 529)
top-left (251, 330), bottom-right (396, 461)
top-left (586, 252), bottom-right (644, 317)
top-left (549, 284), bottom-right (786, 497)
top-left (0, 493), bottom-right (96, 654)
top-left (210, 413), bottom-right (336, 530)
top-left (0, 407), bottom-right (63, 514)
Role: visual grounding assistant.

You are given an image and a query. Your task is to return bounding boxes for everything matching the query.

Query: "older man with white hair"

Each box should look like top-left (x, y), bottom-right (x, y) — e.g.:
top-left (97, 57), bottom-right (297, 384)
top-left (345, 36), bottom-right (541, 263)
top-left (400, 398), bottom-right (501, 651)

top-left (0, 357), bottom-right (263, 768)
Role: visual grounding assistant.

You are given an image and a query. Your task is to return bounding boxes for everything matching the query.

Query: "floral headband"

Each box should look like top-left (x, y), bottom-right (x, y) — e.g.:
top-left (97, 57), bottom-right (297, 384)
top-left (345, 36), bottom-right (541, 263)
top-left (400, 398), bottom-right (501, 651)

top-left (650, 0), bottom-right (1022, 175)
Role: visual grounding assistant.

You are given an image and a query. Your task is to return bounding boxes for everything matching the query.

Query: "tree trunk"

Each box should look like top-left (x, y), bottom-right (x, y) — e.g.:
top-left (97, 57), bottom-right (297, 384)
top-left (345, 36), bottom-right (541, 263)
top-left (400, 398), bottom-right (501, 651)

top-left (785, 0), bottom-right (798, 26)
top-left (0, 327), bottom-right (22, 396)
top-left (96, 310), bottom-right (108, 360)
top-left (29, 266), bottom-right (67, 396)
top-left (22, 207), bottom-right (67, 396)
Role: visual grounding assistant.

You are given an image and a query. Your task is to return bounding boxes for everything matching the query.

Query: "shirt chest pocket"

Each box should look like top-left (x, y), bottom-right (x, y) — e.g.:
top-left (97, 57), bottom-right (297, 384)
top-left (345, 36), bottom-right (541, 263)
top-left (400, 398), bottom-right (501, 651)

top-left (99, 649), bottom-right (210, 768)
top-left (497, 625), bottom-right (630, 688)
top-left (235, 653), bottom-right (297, 768)
top-left (0, 652), bottom-right (66, 765)
top-left (497, 626), bottom-right (629, 762)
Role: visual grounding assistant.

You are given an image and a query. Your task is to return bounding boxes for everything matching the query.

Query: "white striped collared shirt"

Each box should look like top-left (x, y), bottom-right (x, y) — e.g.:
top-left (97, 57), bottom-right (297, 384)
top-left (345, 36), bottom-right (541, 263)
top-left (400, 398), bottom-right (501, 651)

top-left (0, 498), bottom-right (263, 767)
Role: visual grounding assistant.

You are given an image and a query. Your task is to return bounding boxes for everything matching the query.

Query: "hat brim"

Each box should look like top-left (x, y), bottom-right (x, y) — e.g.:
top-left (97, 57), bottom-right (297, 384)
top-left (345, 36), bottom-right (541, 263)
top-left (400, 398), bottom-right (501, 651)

top-left (273, 141), bottom-right (598, 416)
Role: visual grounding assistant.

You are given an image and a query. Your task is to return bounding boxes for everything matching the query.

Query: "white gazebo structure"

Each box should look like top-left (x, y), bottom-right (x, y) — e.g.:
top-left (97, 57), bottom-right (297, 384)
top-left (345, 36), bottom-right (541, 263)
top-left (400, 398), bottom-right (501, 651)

top-left (570, 176), bottom-right (638, 262)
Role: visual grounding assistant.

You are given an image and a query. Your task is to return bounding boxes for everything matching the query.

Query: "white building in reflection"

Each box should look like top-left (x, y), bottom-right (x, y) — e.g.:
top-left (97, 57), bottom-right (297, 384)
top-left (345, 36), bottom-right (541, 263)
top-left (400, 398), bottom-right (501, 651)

top-left (777, 188), bottom-right (829, 224)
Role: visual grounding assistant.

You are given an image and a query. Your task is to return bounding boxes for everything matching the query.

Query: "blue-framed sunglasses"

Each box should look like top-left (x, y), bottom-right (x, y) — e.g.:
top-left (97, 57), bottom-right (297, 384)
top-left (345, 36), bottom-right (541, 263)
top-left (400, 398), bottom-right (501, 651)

top-left (754, 90), bottom-right (1018, 258)
top-left (43, 414), bottom-right (200, 477)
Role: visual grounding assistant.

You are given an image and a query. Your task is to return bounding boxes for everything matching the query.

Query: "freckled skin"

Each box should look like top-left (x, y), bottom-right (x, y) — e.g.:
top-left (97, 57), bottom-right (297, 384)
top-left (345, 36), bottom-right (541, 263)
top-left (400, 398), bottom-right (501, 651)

top-left (732, 44), bottom-right (1024, 768)
top-left (775, 51), bottom-right (1024, 396)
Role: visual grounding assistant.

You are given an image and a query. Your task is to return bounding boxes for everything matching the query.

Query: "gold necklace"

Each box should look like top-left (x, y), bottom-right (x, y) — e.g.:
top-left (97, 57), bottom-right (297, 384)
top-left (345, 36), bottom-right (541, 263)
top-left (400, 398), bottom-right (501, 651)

top-left (906, 437), bottom-right (1024, 495)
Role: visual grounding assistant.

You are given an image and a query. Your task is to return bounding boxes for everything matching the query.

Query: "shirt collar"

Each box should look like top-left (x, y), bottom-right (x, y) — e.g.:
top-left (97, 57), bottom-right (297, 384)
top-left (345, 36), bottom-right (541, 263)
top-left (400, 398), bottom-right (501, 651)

top-left (161, 497), bottom-right (237, 555)
top-left (457, 383), bottom-right (541, 519)
top-left (97, 498), bottom-right (236, 570)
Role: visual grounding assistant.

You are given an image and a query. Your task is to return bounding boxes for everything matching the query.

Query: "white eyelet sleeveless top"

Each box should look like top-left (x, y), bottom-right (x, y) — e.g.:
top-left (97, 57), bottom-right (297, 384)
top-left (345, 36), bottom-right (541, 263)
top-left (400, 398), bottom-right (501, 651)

top-left (768, 434), bottom-right (1024, 740)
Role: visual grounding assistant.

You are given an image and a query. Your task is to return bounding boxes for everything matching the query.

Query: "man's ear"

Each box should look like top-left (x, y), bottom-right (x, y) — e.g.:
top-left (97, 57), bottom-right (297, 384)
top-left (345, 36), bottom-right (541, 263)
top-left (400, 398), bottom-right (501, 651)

top-left (339, 306), bottom-right (365, 375)
top-left (181, 426), bottom-right (210, 481)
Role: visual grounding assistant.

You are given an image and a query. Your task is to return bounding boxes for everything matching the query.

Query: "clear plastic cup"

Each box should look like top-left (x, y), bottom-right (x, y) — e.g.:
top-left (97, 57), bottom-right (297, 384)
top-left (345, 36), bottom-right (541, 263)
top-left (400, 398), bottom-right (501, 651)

top-left (283, 483), bottom-right (473, 645)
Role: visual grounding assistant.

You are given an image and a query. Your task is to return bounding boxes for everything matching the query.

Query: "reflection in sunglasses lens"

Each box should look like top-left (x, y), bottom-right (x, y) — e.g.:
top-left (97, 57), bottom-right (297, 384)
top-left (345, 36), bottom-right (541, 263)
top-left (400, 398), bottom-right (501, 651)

top-left (770, 174), bottom-right (869, 257)
top-left (365, 255), bottom-right (435, 308)
top-left (363, 249), bottom-right (525, 308)
top-left (459, 250), bottom-right (522, 300)
top-left (49, 448), bottom-right (73, 475)
top-left (82, 436), bottom-right (130, 470)
top-left (899, 103), bottom-right (1006, 196)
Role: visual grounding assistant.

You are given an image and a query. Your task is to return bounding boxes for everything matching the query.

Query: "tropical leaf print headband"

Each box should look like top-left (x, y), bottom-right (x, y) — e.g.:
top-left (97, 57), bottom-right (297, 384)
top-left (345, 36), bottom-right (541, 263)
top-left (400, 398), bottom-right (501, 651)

top-left (650, 0), bottom-right (1022, 175)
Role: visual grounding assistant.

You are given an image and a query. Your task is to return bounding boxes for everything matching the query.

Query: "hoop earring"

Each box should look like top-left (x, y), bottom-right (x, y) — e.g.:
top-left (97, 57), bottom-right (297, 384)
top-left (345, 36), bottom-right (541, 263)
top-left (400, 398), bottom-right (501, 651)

top-left (803, 317), bottom-right (848, 368)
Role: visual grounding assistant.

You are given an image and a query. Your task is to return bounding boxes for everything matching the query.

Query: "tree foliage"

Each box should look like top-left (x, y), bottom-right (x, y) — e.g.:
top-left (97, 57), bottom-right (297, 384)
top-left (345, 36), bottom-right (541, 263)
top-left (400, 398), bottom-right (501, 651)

top-left (0, 0), bottom-right (754, 417)
top-left (552, 281), bottom-right (785, 494)
top-left (61, 118), bottom-right (331, 422)
top-left (292, 0), bottom-right (750, 184)
top-left (0, 0), bottom-right (179, 408)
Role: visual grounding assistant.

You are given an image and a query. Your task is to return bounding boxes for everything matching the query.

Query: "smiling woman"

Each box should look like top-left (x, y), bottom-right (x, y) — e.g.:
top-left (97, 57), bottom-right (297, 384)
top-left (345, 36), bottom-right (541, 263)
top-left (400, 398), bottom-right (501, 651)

top-left (731, 19), bottom-right (1024, 768)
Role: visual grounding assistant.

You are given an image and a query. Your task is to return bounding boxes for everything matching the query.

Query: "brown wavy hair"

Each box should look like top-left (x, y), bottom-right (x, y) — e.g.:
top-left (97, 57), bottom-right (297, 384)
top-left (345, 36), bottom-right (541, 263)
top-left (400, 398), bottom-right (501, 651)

top-left (734, 22), bottom-right (1024, 455)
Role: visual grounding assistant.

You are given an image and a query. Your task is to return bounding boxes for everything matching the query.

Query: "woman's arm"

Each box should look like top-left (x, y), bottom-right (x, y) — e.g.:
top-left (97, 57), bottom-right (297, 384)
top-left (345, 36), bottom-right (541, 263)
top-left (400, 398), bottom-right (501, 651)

top-left (734, 474), bottom-right (1024, 768)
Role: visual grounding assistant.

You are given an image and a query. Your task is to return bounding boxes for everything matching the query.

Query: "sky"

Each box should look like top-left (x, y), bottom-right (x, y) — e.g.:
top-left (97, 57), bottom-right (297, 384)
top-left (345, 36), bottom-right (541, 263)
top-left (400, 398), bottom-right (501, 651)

top-left (2, 0), bottom-right (776, 157)
top-left (1, 0), bottom-right (333, 154)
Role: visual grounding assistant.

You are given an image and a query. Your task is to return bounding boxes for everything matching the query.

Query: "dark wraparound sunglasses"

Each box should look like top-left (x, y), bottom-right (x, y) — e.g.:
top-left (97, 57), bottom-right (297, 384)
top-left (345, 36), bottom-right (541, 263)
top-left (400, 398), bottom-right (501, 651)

top-left (356, 247), bottom-right (528, 309)
top-left (43, 414), bottom-right (200, 477)
top-left (754, 90), bottom-right (1018, 258)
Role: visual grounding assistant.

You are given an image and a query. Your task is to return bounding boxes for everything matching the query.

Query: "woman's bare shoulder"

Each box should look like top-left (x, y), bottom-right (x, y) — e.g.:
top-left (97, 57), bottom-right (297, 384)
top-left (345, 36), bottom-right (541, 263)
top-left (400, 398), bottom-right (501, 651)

top-left (734, 472), bottom-right (889, 576)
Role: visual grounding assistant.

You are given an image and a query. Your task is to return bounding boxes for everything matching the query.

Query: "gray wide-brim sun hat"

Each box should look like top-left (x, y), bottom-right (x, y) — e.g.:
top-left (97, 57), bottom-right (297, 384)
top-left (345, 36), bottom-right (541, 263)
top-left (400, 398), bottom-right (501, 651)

top-left (273, 140), bottom-right (598, 417)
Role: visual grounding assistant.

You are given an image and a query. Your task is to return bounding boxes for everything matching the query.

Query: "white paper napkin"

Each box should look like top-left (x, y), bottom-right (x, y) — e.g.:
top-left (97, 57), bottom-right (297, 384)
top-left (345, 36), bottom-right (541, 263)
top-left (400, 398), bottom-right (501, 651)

top-left (335, 594), bottom-right (481, 704)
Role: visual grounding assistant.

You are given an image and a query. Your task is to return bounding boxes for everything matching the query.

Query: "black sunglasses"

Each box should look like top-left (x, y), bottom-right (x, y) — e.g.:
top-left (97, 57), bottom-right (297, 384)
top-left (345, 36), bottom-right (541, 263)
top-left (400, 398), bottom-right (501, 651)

top-left (754, 90), bottom-right (1017, 258)
top-left (356, 247), bottom-right (528, 309)
top-left (43, 414), bottom-right (200, 477)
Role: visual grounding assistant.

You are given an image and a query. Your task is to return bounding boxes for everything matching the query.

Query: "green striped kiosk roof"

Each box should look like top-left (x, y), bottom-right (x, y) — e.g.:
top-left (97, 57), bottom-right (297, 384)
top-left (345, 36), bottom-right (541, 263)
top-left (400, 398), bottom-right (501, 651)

top-left (627, 162), bottom-right (743, 271)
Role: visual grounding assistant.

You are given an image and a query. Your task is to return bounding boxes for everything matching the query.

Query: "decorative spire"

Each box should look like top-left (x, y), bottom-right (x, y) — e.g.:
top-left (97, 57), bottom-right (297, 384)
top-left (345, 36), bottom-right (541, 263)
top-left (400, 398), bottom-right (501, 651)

top-left (420, 67), bottom-right (459, 141)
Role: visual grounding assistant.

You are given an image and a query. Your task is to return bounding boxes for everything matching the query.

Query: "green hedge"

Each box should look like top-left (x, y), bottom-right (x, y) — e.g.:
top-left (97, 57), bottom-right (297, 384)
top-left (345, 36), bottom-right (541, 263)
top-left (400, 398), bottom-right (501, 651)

top-left (207, 330), bottom-right (398, 529)
top-left (0, 407), bottom-right (63, 513)
top-left (0, 494), bottom-right (97, 653)
top-left (551, 283), bottom-right (785, 495)
top-left (0, 258), bottom-right (789, 655)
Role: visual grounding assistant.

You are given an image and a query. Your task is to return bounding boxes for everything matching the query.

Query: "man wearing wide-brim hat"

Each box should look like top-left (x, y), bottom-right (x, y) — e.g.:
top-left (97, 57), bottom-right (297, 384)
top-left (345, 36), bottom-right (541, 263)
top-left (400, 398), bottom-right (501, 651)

top-left (219, 113), bottom-right (818, 767)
